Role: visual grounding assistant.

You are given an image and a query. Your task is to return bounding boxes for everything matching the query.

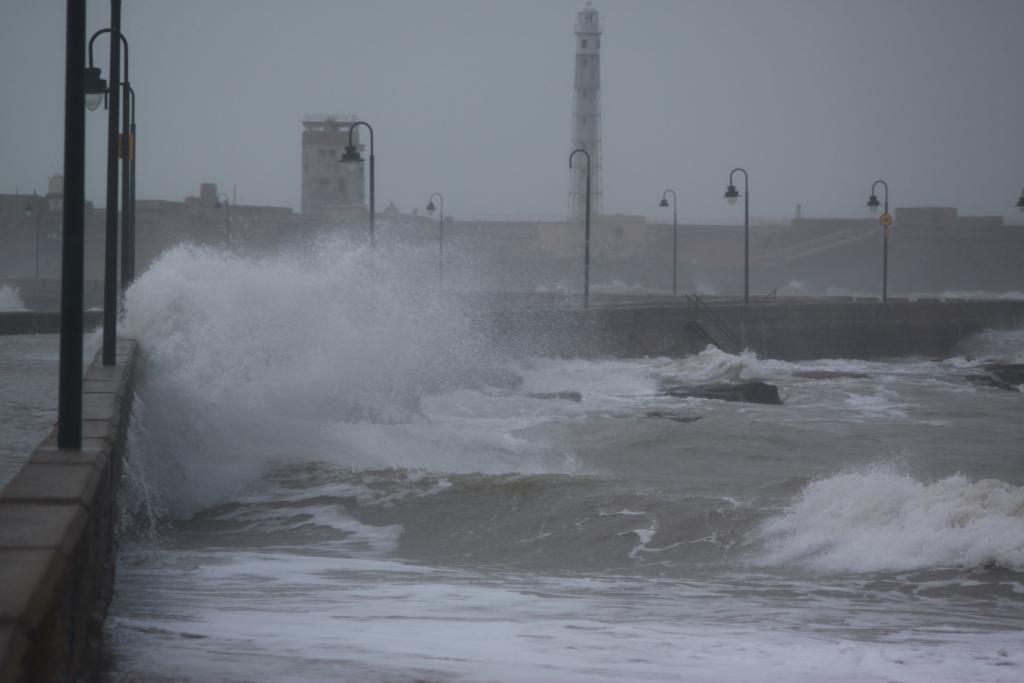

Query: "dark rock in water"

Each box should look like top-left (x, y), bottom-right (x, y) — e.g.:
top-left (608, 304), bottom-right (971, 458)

top-left (661, 380), bottom-right (783, 405)
top-left (643, 411), bottom-right (703, 423)
top-left (967, 364), bottom-right (1024, 391)
top-left (527, 391), bottom-right (583, 402)
top-left (983, 363), bottom-right (1024, 387)
top-left (965, 374), bottom-right (1012, 391)
top-left (794, 370), bottom-right (870, 380)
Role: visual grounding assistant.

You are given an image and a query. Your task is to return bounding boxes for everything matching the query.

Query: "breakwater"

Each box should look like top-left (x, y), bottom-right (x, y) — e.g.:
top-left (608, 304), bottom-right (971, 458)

top-left (483, 297), bottom-right (1024, 360)
top-left (0, 312), bottom-right (104, 336)
top-left (0, 339), bottom-right (135, 682)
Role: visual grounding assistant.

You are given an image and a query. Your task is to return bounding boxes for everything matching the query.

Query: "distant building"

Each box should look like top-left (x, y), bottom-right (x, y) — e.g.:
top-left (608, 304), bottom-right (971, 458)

top-left (300, 115), bottom-right (366, 219)
top-left (570, 2), bottom-right (603, 220)
top-left (46, 174), bottom-right (64, 211)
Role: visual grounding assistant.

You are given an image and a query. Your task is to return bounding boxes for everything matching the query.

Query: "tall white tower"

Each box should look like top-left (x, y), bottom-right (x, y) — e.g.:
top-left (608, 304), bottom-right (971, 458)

top-left (570, 2), bottom-right (602, 220)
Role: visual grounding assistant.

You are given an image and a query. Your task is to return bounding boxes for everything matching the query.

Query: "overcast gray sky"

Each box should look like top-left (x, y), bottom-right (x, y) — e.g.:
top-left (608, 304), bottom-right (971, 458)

top-left (2, 0), bottom-right (1022, 223)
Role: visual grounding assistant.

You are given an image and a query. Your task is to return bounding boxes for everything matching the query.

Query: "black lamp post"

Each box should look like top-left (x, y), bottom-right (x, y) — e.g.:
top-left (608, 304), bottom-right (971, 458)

top-left (340, 121), bottom-right (375, 247)
top-left (659, 189), bottom-right (678, 295)
top-left (124, 83), bottom-right (136, 286)
top-left (426, 193), bottom-right (445, 286)
top-left (87, 5), bottom-right (129, 365)
top-left (723, 168), bottom-right (750, 304)
top-left (1016, 188), bottom-right (1024, 213)
top-left (866, 179), bottom-right (890, 302)
top-left (216, 192), bottom-right (231, 248)
top-left (570, 149), bottom-right (592, 308)
top-left (58, 0), bottom-right (87, 448)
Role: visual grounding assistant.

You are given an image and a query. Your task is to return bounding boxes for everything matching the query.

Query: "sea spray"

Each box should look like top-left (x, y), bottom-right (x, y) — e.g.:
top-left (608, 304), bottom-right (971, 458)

top-left (118, 395), bottom-right (168, 539)
top-left (122, 237), bottom-right (511, 518)
top-left (0, 285), bottom-right (27, 312)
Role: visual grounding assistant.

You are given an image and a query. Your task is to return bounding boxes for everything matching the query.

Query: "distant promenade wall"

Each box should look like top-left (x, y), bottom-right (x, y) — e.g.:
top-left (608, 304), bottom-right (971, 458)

top-left (0, 279), bottom-right (104, 313)
top-left (481, 297), bottom-right (1024, 360)
top-left (0, 339), bottom-right (135, 682)
top-left (0, 311), bottom-right (104, 336)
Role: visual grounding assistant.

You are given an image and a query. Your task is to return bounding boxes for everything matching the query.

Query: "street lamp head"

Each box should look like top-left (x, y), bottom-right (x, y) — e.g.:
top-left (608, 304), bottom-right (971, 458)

top-left (659, 198), bottom-right (669, 208)
top-left (724, 185), bottom-right (739, 206)
top-left (83, 66), bottom-right (107, 111)
top-left (866, 194), bottom-right (880, 213)
top-left (340, 145), bottom-right (363, 163)
top-left (426, 200), bottom-right (436, 213)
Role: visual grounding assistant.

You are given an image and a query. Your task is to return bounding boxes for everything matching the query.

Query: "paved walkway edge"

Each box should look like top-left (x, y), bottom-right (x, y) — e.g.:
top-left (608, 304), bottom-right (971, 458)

top-left (0, 338), bottom-right (136, 683)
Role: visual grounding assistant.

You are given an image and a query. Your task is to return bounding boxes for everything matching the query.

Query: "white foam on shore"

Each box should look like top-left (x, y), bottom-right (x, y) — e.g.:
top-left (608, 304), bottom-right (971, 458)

top-left (106, 547), bottom-right (1024, 683)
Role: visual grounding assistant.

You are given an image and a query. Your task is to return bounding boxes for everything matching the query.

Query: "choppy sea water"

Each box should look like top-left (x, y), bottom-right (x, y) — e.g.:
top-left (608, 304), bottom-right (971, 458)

top-left (102, 242), bottom-right (1024, 682)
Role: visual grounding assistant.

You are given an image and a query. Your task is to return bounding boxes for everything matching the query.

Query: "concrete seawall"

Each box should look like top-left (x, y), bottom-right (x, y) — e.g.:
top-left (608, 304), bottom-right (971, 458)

top-left (0, 312), bottom-right (104, 336)
top-left (0, 339), bottom-right (135, 682)
top-left (0, 281), bottom-right (105, 314)
top-left (484, 299), bottom-right (1024, 360)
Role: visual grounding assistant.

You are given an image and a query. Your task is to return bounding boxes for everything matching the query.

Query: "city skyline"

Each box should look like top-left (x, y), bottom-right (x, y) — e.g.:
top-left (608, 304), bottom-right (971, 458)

top-left (1, 0), bottom-right (1023, 224)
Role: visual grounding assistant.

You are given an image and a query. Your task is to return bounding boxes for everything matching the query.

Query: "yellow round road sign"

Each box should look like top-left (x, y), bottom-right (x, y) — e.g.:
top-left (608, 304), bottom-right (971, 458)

top-left (880, 213), bottom-right (893, 227)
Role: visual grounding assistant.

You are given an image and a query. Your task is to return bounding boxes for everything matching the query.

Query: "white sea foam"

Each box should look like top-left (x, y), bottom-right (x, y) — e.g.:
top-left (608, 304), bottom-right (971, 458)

top-left (753, 465), bottom-right (1024, 572)
top-left (655, 345), bottom-right (866, 385)
top-left (667, 345), bottom-right (765, 383)
top-left (0, 285), bottom-right (27, 312)
top-left (955, 327), bottom-right (1024, 364)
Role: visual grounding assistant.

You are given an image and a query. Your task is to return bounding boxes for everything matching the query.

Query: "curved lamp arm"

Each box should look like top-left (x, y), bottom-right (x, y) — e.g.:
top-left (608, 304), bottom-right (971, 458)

top-left (347, 121), bottom-right (374, 154)
top-left (872, 179), bottom-right (889, 211)
top-left (729, 167), bottom-right (748, 191)
top-left (88, 28), bottom-right (129, 81)
top-left (569, 148), bottom-right (591, 172)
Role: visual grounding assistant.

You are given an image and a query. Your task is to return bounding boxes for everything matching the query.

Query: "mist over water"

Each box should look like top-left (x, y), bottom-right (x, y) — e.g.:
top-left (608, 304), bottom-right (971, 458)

top-left (105, 237), bottom-right (1024, 682)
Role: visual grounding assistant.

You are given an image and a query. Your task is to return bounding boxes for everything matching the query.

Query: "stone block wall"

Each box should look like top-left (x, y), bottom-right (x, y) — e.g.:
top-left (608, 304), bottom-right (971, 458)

top-left (0, 339), bottom-right (135, 682)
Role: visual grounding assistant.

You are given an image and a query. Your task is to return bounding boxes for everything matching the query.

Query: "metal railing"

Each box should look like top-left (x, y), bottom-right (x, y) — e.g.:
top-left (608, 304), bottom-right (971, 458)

top-left (686, 293), bottom-right (742, 354)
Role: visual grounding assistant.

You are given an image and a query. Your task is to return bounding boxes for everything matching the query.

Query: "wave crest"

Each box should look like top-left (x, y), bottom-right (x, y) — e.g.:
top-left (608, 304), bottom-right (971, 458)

top-left (753, 465), bottom-right (1024, 572)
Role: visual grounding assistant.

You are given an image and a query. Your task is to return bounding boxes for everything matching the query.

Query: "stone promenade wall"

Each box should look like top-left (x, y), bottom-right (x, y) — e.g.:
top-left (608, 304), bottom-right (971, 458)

top-left (483, 299), bottom-right (1024, 360)
top-left (0, 312), bottom-right (104, 336)
top-left (0, 339), bottom-right (135, 683)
